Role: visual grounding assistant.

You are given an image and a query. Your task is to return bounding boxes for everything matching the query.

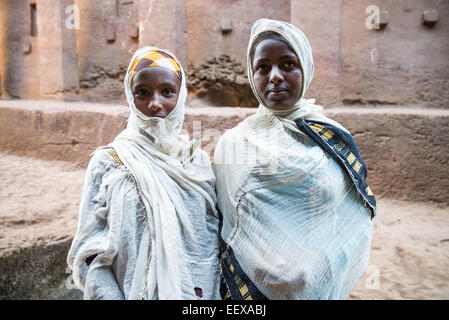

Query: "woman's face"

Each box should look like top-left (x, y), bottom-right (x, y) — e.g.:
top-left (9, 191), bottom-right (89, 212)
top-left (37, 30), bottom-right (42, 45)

top-left (131, 66), bottom-right (181, 118)
top-left (252, 38), bottom-right (303, 110)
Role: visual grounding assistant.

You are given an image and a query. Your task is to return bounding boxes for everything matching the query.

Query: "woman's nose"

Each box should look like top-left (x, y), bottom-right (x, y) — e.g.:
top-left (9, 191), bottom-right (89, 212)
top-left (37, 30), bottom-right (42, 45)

top-left (269, 66), bottom-right (283, 85)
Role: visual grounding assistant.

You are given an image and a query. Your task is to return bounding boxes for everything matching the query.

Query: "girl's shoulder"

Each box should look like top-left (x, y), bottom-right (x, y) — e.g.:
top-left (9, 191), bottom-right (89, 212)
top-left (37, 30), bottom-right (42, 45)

top-left (89, 146), bottom-right (121, 167)
top-left (85, 147), bottom-right (140, 196)
top-left (87, 146), bottom-right (131, 179)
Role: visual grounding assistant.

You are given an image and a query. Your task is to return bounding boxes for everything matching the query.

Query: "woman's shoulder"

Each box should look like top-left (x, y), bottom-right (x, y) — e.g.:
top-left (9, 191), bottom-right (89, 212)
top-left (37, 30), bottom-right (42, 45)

top-left (215, 113), bottom-right (264, 147)
top-left (216, 120), bottom-right (247, 144)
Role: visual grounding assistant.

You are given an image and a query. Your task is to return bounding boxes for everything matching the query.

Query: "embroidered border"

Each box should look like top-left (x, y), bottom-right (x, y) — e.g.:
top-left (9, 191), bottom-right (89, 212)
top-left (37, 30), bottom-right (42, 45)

top-left (217, 206), bottom-right (268, 301)
top-left (109, 149), bottom-right (124, 166)
top-left (219, 238), bottom-right (268, 301)
top-left (295, 119), bottom-right (376, 218)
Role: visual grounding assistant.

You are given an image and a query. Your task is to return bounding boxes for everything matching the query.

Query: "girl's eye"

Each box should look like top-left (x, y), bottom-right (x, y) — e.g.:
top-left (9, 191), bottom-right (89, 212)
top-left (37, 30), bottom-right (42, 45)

top-left (283, 61), bottom-right (294, 68)
top-left (136, 89), bottom-right (147, 97)
top-left (257, 64), bottom-right (270, 73)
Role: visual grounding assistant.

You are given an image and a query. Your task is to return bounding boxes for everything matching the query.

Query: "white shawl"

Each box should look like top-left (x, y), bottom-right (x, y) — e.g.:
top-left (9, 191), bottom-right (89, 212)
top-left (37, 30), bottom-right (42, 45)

top-left (214, 19), bottom-right (373, 300)
top-left (69, 47), bottom-right (220, 300)
top-left (247, 18), bottom-right (348, 134)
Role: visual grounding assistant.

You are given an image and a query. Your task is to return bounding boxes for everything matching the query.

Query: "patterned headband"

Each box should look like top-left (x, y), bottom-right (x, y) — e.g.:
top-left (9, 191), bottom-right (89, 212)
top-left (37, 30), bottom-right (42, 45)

top-left (129, 49), bottom-right (182, 82)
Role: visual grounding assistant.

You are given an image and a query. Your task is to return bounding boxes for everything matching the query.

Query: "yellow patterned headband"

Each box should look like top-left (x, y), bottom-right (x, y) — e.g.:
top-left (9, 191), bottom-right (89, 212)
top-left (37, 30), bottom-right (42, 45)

top-left (129, 49), bottom-right (182, 82)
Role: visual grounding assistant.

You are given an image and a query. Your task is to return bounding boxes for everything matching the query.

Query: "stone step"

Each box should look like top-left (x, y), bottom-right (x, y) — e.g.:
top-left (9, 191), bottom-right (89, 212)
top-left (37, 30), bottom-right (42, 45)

top-left (0, 153), bottom-right (84, 299)
top-left (1, 100), bottom-right (448, 206)
top-left (0, 152), bottom-right (448, 299)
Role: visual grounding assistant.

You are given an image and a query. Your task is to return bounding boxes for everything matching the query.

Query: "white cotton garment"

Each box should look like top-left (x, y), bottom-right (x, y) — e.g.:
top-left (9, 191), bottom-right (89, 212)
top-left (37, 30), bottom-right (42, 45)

top-left (67, 46), bottom-right (221, 300)
top-left (214, 18), bottom-right (373, 299)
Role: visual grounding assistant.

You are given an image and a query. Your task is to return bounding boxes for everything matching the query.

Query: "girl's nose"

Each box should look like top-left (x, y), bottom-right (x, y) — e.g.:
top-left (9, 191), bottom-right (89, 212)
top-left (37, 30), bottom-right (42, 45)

top-left (148, 99), bottom-right (163, 114)
top-left (269, 66), bottom-right (283, 85)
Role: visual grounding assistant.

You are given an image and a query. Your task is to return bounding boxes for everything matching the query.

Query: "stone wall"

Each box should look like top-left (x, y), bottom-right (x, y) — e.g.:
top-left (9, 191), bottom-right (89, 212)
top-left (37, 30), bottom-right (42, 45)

top-left (291, 0), bottom-right (342, 107)
top-left (0, 0), bottom-right (42, 99)
top-left (1, 100), bottom-right (448, 207)
top-left (185, 0), bottom-right (290, 107)
top-left (73, 0), bottom-right (135, 103)
top-left (0, 0), bottom-right (80, 101)
top-left (340, 0), bottom-right (449, 108)
top-left (0, 0), bottom-right (448, 108)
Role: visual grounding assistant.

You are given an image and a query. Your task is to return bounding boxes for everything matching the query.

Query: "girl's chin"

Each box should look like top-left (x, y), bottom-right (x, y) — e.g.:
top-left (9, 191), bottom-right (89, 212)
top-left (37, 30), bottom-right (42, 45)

top-left (136, 109), bottom-right (167, 118)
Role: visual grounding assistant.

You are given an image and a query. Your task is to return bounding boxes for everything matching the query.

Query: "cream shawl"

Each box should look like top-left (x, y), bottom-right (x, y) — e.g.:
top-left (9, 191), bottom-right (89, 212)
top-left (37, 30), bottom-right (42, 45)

top-left (69, 47), bottom-right (220, 300)
top-left (214, 19), bottom-right (373, 300)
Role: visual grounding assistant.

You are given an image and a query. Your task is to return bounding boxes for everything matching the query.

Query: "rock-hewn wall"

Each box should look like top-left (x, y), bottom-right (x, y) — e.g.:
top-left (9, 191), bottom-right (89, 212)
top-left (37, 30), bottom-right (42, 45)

top-left (0, 0), bottom-right (80, 101)
top-left (0, 0), bottom-right (41, 99)
top-left (1, 100), bottom-right (448, 207)
top-left (185, 0), bottom-right (290, 107)
top-left (187, 55), bottom-right (257, 107)
top-left (73, 0), bottom-right (137, 103)
top-left (291, 0), bottom-right (343, 108)
top-left (340, 0), bottom-right (449, 108)
top-left (0, 0), bottom-right (448, 107)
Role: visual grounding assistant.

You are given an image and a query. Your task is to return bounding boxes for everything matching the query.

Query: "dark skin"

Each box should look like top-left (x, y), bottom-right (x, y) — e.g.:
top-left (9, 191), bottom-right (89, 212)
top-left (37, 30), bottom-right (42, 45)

top-left (252, 38), bottom-right (303, 110)
top-left (131, 66), bottom-right (181, 118)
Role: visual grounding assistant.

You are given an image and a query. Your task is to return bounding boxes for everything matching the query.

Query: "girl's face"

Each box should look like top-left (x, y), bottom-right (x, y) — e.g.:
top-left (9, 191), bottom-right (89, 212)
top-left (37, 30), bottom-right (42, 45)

top-left (131, 66), bottom-right (181, 118)
top-left (252, 38), bottom-right (303, 110)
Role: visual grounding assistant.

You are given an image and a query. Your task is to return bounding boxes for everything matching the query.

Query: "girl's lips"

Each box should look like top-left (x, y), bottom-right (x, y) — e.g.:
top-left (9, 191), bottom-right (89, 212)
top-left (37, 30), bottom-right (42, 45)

top-left (143, 112), bottom-right (166, 118)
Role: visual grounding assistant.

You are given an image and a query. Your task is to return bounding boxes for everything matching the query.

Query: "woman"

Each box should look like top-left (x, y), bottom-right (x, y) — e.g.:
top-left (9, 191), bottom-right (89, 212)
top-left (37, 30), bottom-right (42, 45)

top-left (67, 47), bottom-right (220, 300)
top-left (214, 19), bottom-right (376, 300)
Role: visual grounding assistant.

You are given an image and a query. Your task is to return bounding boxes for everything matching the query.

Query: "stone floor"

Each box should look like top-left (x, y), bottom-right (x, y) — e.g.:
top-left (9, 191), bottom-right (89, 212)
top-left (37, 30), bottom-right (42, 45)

top-left (0, 151), bottom-right (448, 299)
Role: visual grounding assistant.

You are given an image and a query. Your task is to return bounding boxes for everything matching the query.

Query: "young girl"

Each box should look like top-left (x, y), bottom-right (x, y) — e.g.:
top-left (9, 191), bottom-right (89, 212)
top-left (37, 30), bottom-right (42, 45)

top-left (67, 47), bottom-right (221, 300)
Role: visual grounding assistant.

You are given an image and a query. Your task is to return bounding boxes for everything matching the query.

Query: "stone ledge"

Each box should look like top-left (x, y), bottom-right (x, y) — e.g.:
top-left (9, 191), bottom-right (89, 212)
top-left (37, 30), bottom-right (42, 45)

top-left (0, 238), bottom-right (83, 300)
top-left (1, 100), bottom-right (448, 206)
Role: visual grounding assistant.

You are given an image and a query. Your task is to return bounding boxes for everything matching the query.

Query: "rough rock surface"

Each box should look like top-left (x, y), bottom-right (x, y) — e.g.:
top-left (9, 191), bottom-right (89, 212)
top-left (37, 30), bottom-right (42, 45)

top-left (187, 55), bottom-right (258, 108)
top-left (78, 64), bottom-right (128, 103)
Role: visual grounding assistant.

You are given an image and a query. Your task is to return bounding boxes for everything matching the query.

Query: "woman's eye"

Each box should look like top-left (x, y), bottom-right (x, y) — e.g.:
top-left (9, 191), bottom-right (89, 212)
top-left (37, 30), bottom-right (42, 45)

top-left (163, 88), bottom-right (175, 96)
top-left (283, 61), bottom-right (294, 68)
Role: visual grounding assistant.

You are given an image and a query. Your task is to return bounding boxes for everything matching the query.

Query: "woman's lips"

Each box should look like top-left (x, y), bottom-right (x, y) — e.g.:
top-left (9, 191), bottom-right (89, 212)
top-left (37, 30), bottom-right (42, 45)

top-left (267, 89), bottom-right (289, 99)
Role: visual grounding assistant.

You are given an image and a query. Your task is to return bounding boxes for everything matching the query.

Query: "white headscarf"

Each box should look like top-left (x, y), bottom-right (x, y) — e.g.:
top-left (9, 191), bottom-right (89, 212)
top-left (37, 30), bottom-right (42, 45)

top-left (246, 18), bottom-right (347, 134)
top-left (124, 46), bottom-right (191, 159)
top-left (214, 19), bottom-right (373, 300)
top-left (108, 47), bottom-right (220, 299)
